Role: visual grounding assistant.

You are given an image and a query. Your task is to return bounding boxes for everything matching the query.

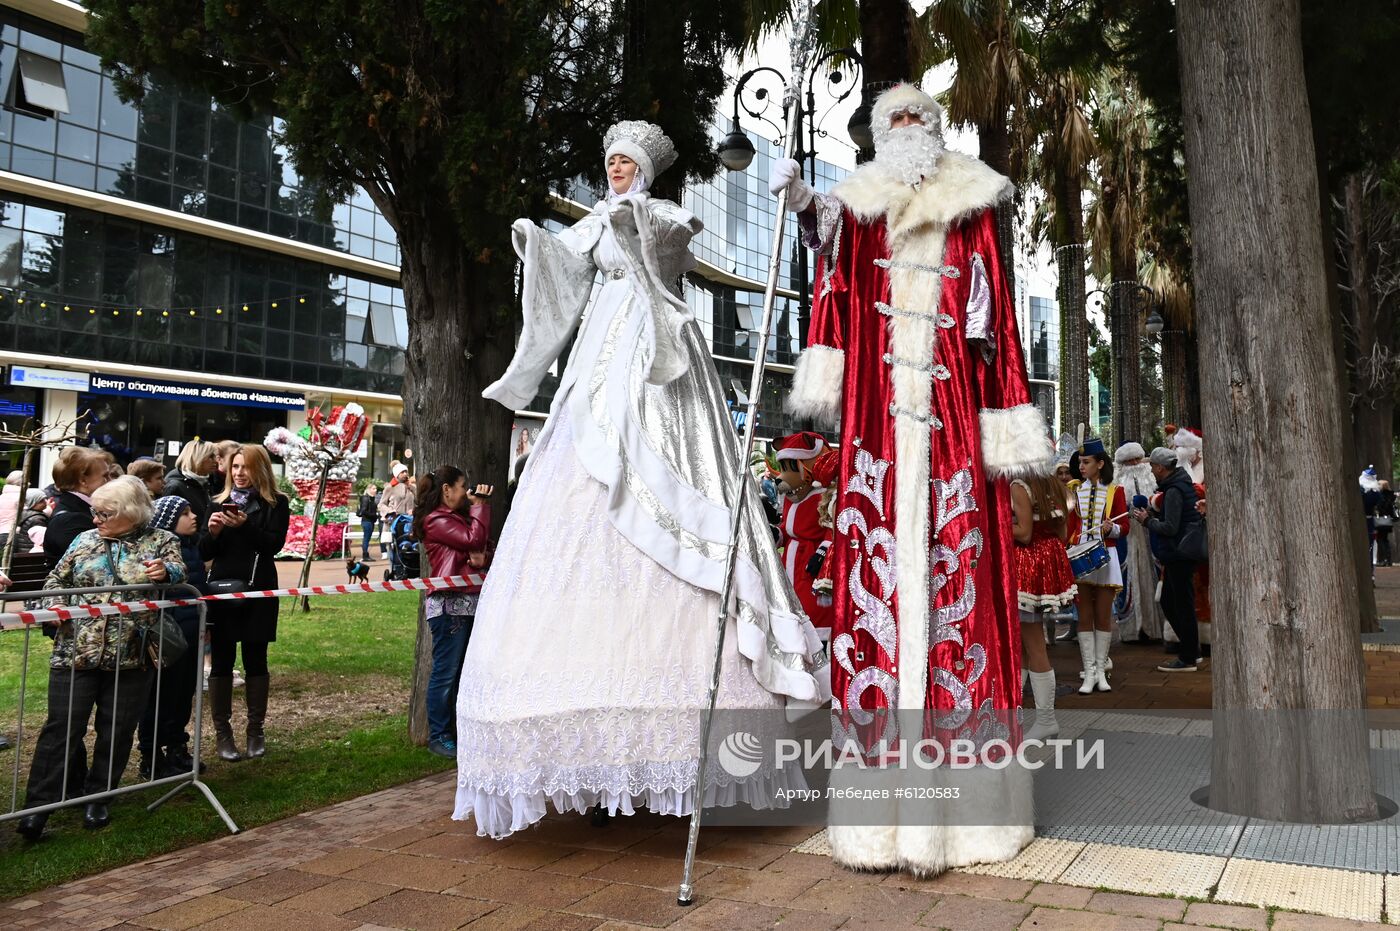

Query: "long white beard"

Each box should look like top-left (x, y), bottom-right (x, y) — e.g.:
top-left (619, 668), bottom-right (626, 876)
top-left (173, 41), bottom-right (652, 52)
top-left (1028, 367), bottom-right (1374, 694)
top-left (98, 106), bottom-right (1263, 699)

top-left (1118, 462), bottom-right (1157, 500)
top-left (873, 125), bottom-right (944, 186)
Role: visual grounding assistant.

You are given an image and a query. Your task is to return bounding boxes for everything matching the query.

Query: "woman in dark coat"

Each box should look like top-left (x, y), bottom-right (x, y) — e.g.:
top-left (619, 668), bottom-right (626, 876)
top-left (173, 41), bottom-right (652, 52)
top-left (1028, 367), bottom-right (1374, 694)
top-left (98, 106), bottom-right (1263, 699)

top-left (161, 439), bottom-right (220, 531)
top-left (200, 443), bottom-right (290, 763)
top-left (44, 446), bottom-right (111, 571)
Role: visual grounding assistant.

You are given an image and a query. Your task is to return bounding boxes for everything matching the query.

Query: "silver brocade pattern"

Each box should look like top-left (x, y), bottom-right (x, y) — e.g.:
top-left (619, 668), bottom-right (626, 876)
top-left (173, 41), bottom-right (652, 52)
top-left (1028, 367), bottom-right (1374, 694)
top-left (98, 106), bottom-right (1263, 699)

top-left (551, 202), bottom-right (825, 687)
top-left (832, 441), bottom-right (900, 757)
top-left (925, 466), bottom-right (994, 742)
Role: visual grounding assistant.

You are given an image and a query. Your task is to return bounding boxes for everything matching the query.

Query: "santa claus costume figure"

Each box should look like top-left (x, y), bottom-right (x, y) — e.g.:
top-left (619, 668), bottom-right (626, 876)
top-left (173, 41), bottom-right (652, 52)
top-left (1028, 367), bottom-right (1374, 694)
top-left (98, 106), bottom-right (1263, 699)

top-left (773, 83), bottom-right (1048, 876)
top-left (1067, 438), bottom-right (1129, 694)
top-left (1165, 424), bottom-right (1205, 485)
top-left (1113, 442), bottom-right (1166, 642)
top-left (772, 432), bottom-right (838, 641)
top-left (456, 120), bottom-right (829, 840)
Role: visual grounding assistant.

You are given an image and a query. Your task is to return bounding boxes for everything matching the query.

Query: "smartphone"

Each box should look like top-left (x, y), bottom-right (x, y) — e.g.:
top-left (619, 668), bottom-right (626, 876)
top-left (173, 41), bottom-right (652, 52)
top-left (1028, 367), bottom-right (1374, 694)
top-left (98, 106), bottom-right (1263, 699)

top-left (221, 502), bottom-right (243, 513)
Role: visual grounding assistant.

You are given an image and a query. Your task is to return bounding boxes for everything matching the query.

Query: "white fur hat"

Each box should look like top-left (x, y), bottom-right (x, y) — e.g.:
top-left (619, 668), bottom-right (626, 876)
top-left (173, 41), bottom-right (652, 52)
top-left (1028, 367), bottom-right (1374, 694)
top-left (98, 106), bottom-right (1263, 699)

top-left (604, 120), bottom-right (678, 181)
top-left (871, 82), bottom-right (944, 150)
top-left (1114, 442), bottom-right (1146, 464)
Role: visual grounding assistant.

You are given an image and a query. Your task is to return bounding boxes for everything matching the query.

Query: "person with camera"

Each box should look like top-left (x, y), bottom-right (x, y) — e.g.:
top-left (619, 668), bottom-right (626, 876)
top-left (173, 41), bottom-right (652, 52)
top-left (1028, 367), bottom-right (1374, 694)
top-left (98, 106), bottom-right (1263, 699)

top-left (413, 466), bottom-right (492, 758)
top-left (201, 445), bottom-right (291, 762)
top-left (1132, 447), bottom-right (1206, 672)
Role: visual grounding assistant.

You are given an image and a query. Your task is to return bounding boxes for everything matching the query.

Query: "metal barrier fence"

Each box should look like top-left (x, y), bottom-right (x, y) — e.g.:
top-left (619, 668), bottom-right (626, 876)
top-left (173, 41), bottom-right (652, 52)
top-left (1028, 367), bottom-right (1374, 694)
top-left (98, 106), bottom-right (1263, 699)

top-left (0, 583), bottom-right (238, 835)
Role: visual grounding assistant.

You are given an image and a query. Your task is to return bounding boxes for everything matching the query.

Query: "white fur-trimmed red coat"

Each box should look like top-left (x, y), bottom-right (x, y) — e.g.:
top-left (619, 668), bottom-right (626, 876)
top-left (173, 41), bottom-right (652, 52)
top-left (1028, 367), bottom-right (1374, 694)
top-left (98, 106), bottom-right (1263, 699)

top-left (789, 152), bottom-right (1049, 877)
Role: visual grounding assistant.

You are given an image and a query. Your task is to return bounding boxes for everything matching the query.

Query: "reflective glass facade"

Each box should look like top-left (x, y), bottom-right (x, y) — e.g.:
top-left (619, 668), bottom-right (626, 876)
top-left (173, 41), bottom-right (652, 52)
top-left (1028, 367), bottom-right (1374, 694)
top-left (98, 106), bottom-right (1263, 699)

top-left (0, 11), bottom-right (400, 266)
top-left (0, 10), bottom-right (407, 394)
top-left (0, 193), bottom-right (407, 391)
top-left (1028, 295), bottom-right (1059, 382)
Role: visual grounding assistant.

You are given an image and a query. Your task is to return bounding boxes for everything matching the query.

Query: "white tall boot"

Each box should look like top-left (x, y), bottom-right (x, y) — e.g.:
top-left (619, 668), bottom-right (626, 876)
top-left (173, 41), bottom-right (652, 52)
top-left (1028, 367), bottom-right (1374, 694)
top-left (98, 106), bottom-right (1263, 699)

top-left (1093, 629), bottom-right (1113, 692)
top-left (1077, 632), bottom-right (1096, 695)
top-left (1026, 670), bottom-right (1059, 740)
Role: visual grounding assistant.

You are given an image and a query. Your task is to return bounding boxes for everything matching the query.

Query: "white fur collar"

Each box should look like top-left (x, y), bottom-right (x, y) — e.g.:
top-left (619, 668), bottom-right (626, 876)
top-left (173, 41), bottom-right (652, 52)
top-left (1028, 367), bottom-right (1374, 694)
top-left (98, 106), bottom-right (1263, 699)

top-left (832, 151), bottom-right (1013, 241)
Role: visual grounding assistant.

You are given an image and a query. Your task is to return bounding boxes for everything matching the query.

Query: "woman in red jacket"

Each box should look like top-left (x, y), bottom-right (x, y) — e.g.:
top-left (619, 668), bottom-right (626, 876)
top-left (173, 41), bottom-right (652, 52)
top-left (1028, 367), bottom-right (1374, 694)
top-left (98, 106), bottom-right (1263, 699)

top-left (413, 466), bottom-right (493, 759)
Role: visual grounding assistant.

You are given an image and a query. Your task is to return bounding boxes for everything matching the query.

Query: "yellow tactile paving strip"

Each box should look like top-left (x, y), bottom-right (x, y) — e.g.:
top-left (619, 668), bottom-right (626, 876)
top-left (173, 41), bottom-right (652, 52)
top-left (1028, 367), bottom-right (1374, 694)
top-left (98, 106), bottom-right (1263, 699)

top-left (961, 837), bottom-right (1085, 882)
top-left (1213, 857), bottom-right (1384, 922)
top-left (793, 832), bottom-right (1394, 923)
top-left (1056, 841), bottom-right (1225, 898)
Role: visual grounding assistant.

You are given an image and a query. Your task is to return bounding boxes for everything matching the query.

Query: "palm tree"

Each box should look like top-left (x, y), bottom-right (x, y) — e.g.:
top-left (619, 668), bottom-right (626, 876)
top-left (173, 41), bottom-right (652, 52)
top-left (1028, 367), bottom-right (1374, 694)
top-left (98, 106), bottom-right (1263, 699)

top-left (921, 0), bottom-right (1035, 299)
top-left (1025, 61), bottom-right (1097, 434)
top-left (1087, 68), bottom-right (1153, 444)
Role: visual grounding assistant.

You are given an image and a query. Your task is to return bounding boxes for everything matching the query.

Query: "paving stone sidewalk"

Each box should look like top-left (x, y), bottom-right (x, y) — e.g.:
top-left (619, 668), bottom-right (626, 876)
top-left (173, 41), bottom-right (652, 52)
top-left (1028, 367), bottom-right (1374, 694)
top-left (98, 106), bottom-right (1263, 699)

top-left (4, 770), bottom-right (1391, 931)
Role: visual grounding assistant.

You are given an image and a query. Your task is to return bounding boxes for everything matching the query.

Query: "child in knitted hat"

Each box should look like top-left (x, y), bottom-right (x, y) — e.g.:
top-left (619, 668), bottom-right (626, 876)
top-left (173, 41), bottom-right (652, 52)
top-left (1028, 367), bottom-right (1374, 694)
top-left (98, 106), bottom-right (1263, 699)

top-left (137, 496), bottom-right (208, 780)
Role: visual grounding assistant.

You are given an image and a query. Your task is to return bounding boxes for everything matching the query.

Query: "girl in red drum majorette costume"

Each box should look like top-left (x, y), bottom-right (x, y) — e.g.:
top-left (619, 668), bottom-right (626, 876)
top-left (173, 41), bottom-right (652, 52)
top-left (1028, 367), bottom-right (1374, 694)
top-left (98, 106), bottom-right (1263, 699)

top-left (770, 432), bottom-right (838, 642)
top-left (1010, 466), bottom-right (1075, 739)
top-left (1067, 437), bottom-right (1129, 695)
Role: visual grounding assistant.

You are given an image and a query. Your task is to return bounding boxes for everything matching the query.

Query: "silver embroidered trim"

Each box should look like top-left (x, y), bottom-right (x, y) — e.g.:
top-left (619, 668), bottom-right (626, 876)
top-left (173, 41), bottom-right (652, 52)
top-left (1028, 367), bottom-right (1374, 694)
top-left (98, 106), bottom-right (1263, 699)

top-left (888, 403), bottom-right (942, 429)
top-left (875, 257), bottom-right (961, 278)
top-left (937, 313), bottom-right (956, 329)
top-left (882, 352), bottom-right (936, 374)
top-left (932, 364), bottom-right (951, 380)
top-left (875, 301), bottom-right (939, 323)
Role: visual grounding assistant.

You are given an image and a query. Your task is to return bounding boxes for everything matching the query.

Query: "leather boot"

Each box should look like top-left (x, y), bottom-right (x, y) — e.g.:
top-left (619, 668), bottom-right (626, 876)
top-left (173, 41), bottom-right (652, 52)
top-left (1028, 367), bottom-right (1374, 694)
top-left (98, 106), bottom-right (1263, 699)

top-left (1076, 632), bottom-right (1097, 695)
top-left (245, 675), bottom-right (269, 759)
top-left (1093, 630), bottom-right (1114, 692)
top-left (208, 676), bottom-right (242, 762)
top-left (1026, 670), bottom-right (1060, 741)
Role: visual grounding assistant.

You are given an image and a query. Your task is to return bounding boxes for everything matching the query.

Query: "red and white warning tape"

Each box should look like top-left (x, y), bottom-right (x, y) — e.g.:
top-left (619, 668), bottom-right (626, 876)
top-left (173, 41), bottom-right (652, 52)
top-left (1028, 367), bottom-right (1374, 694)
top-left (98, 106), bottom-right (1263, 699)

top-left (0, 574), bottom-right (484, 631)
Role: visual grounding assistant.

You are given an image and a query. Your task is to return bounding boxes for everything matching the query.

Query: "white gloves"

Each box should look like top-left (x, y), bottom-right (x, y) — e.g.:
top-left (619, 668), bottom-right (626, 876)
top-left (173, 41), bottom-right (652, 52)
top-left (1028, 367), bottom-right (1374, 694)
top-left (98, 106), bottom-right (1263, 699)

top-left (769, 157), bottom-right (815, 212)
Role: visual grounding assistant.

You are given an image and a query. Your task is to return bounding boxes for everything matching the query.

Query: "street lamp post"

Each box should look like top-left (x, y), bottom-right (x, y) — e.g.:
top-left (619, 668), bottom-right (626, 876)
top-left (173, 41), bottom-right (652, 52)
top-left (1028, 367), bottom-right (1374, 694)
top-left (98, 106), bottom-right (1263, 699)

top-left (717, 50), bottom-right (864, 357)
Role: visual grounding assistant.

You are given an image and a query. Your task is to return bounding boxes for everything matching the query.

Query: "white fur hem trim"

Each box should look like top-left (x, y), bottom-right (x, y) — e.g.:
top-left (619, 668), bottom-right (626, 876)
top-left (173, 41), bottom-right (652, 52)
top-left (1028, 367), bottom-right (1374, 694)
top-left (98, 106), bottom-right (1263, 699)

top-left (980, 404), bottom-right (1053, 480)
top-left (787, 345), bottom-right (844, 425)
top-left (828, 763), bottom-right (1035, 876)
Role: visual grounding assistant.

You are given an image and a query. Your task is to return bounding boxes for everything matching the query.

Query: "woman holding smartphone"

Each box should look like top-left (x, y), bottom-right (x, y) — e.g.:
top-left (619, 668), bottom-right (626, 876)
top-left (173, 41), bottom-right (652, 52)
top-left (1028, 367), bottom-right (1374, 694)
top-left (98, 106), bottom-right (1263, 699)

top-left (201, 444), bottom-right (290, 762)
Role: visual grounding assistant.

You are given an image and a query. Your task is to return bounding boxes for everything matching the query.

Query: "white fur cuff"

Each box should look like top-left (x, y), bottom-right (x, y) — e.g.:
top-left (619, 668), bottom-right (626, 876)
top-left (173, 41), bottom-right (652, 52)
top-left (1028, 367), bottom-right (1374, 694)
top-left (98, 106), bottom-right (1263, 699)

top-left (787, 345), bottom-right (845, 426)
top-left (980, 404), bottom-right (1053, 479)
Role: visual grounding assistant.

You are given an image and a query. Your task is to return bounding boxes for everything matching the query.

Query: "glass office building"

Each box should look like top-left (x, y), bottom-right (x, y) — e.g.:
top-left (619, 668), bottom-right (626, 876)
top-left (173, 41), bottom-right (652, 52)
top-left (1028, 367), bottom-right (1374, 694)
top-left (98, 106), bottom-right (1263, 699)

top-left (4, 1), bottom-right (1051, 482)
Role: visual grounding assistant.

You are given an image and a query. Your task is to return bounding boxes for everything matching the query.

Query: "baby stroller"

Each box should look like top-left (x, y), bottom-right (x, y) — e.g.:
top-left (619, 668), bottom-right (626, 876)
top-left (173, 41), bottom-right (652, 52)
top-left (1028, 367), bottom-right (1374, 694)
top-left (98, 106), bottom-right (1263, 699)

top-left (383, 513), bottom-right (421, 581)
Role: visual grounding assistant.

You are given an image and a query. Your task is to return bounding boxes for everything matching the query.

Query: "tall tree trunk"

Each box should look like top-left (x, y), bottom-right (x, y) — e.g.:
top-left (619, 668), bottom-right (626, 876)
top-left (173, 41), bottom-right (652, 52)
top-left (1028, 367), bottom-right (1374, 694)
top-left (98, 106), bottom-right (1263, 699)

top-left (1327, 167), bottom-right (1382, 634)
top-left (978, 115), bottom-right (1018, 311)
top-left (1162, 327), bottom-right (1186, 427)
top-left (858, 0), bottom-right (915, 87)
top-left (1108, 213), bottom-right (1143, 446)
top-left (1178, 0), bottom-right (1376, 822)
top-left (1182, 326), bottom-right (1203, 427)
top-left (396, 199), bottom-right (516, 745)
top-left (1054, 162), bottom-right (1089, 434)
top-left (1343, 174), bottom-right (1396, 479)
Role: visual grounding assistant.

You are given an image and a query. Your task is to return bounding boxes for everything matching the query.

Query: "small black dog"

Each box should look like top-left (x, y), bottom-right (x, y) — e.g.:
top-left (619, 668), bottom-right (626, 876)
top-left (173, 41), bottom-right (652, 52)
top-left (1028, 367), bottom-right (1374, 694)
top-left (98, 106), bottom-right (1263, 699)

top-left (346, 558), bottom-right (371, 583)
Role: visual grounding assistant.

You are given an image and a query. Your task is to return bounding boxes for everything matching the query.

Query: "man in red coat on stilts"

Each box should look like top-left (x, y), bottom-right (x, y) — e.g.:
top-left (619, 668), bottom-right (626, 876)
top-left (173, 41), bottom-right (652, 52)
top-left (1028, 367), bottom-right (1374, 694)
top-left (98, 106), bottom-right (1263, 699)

top-left (771, 82), bottom-right (1051, 876)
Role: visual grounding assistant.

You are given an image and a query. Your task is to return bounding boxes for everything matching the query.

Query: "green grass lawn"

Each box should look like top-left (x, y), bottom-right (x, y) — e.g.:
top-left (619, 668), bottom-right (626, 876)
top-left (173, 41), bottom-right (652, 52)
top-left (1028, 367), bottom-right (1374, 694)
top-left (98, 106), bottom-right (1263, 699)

top-left (0, 589), bottom-right (452, 901)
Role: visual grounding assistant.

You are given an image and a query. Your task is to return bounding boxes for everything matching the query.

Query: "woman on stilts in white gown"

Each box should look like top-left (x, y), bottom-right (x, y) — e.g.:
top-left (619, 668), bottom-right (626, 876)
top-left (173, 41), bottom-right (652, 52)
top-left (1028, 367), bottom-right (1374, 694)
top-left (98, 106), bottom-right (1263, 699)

top-left (454, 120), bottom-right (831, 839)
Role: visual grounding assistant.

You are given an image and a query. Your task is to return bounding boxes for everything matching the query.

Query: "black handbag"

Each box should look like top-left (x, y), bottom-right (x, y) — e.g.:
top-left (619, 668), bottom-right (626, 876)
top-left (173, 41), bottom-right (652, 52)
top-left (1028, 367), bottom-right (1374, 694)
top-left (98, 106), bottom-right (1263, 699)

top-left (104, 545), bottom-right (187, 668)
top-left (1178, 515), bottom-right (1208, 563)
top-left (207, 552), bottom-right (260, 596)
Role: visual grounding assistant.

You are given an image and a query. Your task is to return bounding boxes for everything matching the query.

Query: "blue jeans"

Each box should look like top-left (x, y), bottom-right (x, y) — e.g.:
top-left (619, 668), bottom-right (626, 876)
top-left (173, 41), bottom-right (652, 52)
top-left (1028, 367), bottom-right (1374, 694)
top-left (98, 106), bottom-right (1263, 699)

top-left (427, 613), bottom-right (473, 744)
top-left (361, 520), bottom-right (377, 558)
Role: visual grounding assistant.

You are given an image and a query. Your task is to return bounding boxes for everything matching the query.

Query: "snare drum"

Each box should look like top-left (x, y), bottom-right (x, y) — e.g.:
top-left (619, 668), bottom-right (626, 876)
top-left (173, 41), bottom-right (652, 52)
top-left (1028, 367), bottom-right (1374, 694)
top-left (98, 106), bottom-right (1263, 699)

top-left (1067, 540), bottom-right (1110, 579)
